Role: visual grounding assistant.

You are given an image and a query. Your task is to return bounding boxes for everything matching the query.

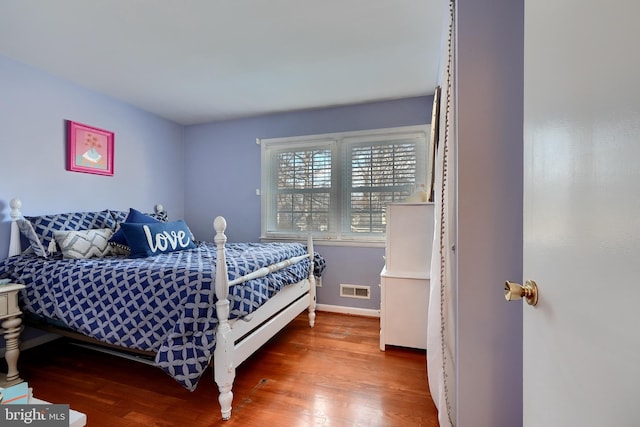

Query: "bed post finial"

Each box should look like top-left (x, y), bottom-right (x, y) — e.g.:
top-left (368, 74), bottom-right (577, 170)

top-left (214, 216), bottom-right (227, 234)
top-left (8, 198), bottom-right (23, 256)
top-left (10, 198), bottom-right (22, 215)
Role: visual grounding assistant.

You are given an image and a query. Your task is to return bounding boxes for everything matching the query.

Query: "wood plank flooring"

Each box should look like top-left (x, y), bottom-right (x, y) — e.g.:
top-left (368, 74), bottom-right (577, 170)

top-left (14, 312), bottom-right (439, 426)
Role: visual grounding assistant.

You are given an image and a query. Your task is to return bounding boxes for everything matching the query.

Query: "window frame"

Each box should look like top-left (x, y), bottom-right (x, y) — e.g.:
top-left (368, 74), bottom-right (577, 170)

top-left (260, 125), bottom-right (429, 245)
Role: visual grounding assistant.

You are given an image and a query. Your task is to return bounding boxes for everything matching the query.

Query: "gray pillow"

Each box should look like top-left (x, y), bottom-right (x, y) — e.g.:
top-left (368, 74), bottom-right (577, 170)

top-left (53, 228), bottom-right (114, 259)
top-left (16, 218), bottom-right (48, 257)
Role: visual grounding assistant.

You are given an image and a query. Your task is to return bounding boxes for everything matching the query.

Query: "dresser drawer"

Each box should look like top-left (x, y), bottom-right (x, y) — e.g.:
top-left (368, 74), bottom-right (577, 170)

top-left (384, 203), bottom-right (434, 277)
top-left (379, 269), bottom-right (430, 350)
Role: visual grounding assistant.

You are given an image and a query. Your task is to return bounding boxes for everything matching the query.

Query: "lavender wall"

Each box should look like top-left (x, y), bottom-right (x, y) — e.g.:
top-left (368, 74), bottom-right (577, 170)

top-left (184, 96), bottom-right (433, 309)
top-left (0, 55), bottom-right (186, 259)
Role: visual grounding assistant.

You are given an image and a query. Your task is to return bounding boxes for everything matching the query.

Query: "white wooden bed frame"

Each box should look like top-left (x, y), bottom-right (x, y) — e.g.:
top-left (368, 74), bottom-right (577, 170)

top-left (7, 198), bottom-right (317, 421)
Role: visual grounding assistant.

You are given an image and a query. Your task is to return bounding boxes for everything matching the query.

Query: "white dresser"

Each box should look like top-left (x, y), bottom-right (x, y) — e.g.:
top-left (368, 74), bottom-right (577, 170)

top-left (380, 203), bottom-right (434, 351)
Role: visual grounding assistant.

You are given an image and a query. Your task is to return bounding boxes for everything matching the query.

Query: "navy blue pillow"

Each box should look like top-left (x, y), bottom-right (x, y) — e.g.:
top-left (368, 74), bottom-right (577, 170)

top-left (109, 208), bottom-right (160, 248)
top-left (120, 220), bottom-right (196, 258)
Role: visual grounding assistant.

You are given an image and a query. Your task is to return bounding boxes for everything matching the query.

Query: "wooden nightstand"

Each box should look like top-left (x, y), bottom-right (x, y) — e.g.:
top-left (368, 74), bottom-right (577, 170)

top-left (0, 283), bottom-right (25, 386)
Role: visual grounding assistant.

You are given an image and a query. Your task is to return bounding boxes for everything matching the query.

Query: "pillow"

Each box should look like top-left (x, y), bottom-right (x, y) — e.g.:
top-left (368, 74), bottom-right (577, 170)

top-left (16, 218), bottom-right (48, 258)
top-left (110, 209), bottom-right (168, 224)
top-left (53, 228), bottom-right (114, 259)
top-left (152, 210), bottom-right (169, 223)
top-left (119, 220), bottom-right (196, 258)
top-left (25, 210), bottom-right (116, 256)
top-left (109, 210), bottom-right (129, 224)
top-left (109, 208), bottom-right (162, 252)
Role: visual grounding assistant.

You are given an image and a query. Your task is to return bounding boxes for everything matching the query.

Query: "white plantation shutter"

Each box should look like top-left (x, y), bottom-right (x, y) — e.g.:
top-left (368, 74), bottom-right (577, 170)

top-left (274, 145), bottom-right (332, 233)
top-left (345, 138), bottom-right (422, 236)
top-left (261, 126), bottom-right (428, 242)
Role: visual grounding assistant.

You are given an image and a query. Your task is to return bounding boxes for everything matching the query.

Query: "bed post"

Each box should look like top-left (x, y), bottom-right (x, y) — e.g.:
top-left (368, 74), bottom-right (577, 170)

top-left (8, 198), bottom-right (22, 257)
top-left (213, 216), bottom-right (235, 421)
top-left (307, 232), bottom-right (316, 328)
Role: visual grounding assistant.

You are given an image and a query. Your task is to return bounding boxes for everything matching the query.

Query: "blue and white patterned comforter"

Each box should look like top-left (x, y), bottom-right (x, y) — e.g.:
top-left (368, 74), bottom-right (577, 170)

top-left (0, 242), bottom-right (325, 391)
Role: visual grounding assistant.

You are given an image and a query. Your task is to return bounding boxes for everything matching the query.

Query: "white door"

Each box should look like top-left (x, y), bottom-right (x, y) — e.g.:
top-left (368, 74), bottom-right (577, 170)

top-left (524, 1), bottom-right (640, 426)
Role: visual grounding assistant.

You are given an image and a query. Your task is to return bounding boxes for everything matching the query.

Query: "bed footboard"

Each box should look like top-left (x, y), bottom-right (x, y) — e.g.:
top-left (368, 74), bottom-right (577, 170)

top-left (211, 216), bottom-right (316, 420)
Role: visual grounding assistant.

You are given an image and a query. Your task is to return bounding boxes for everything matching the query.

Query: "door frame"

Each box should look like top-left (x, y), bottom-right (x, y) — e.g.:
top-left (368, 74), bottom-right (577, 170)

top-left (455, 0), bottom-right (524, 426)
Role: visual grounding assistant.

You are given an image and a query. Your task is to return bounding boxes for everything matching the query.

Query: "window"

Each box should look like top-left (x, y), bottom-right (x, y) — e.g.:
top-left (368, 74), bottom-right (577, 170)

top-left (260, 125), bottom-right (428, 243)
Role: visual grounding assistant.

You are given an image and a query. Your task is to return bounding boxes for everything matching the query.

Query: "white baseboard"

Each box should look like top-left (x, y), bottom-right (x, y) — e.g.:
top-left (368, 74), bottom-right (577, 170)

top-left (316, 303), bottom-right (380, 318)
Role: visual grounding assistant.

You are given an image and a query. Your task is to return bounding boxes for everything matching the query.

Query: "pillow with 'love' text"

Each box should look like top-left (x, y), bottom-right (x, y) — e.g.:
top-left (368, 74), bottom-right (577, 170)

top-left (119, 220), bottom-right (196, 258)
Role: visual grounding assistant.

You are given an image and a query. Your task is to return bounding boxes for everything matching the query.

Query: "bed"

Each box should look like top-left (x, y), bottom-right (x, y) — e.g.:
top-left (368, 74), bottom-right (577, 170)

top-left (0, 198), bottom-right (324, 420)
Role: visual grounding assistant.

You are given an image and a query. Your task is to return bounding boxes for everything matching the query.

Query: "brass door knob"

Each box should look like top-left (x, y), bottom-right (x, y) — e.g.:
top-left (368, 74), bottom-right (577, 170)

top-left (504, 280), bottom-right (538, 306)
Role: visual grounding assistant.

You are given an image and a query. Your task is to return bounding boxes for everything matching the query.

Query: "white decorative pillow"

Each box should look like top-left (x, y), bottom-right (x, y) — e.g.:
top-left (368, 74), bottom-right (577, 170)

top-left (53, 228), bottom-right (114, 259)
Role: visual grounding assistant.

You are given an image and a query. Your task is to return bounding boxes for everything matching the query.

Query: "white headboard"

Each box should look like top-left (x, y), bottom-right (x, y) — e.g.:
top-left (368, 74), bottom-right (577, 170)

top-left (9, 198), bottom-right (23, 257)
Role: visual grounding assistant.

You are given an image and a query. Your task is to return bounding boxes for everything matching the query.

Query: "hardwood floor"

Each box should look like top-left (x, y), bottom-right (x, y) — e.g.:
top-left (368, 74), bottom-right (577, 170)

top-left (14, 312), bottom-right (439, 426)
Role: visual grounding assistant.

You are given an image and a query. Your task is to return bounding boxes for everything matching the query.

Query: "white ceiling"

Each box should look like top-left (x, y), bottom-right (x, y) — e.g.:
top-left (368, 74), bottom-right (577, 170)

top-left (0, 1), bottom-right (446, 125)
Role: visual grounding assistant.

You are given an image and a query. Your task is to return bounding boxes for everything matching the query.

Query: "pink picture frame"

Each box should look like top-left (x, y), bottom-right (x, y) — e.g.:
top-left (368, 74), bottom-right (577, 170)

top-left (67, 121), bottom-right (114, 176)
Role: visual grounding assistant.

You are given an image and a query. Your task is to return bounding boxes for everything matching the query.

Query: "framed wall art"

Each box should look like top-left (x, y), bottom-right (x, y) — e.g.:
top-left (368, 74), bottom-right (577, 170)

top-left (67, 120), bottom-right (114, 176)
top-left (426, 85), bottom-right (441, 202)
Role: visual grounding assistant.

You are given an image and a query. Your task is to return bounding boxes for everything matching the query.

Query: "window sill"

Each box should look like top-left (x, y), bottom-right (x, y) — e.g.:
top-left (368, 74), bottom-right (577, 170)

top-left (260, 236), bottom-right (385, 248)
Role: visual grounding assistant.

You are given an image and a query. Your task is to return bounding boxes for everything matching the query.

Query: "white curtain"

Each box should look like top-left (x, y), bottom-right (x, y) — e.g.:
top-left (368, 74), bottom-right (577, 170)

top-left (427, 2), bottom-right (456, 426)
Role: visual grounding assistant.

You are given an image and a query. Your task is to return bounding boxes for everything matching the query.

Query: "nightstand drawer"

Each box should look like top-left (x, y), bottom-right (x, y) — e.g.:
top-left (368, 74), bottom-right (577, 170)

top-left (0, 284), bottom-right (24, 319)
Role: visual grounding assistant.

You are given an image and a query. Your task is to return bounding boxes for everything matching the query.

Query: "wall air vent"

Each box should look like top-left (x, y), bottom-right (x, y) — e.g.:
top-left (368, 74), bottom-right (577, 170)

top-left (340, 284), bottom-right (371, 299)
